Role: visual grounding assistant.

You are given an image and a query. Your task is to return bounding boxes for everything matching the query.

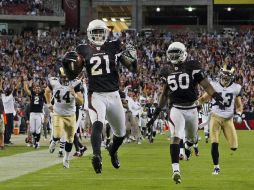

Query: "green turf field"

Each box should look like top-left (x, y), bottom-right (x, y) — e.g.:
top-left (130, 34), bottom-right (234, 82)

top-left (0, 145), bottom-right (47, 157)
top-left (0, 131), bottom-right (253, 190)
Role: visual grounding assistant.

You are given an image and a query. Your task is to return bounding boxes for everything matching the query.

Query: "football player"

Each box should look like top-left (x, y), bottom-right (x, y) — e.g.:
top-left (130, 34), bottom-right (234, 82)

top-left (147, 42), bottom-right (224, 184)
top-left (62, 19), bottom-right (137, 173)
top-left (198, 102), bottom-right (212, 143)
top-left (198, 65), bottom-right (243, 175)
top-left (24, 80), bottom-right (45, 149)
top-left (45, 67), bottom-right (84, 168)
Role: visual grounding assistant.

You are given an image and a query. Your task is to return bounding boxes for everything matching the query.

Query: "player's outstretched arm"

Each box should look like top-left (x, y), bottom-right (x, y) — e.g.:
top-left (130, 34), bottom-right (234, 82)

top-left (197, 92), bottom-right (211, 105)
top-left (147, 84), bottom-right (169, 127)
top-left (44, 86), bottom-right (52, 105)
top-left (24, 80), bottom-right (32, 96)
top-left (235, 96), bottom-right (243, 115)
top-left (199, 78), bottom-right (224, 109)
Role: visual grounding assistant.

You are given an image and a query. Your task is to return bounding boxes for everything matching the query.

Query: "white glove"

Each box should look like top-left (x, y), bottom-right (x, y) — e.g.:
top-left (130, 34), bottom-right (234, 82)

top-left (234, 113), bottom-right (242, 124)
top-left (121, 44), bottom-right (137, 62)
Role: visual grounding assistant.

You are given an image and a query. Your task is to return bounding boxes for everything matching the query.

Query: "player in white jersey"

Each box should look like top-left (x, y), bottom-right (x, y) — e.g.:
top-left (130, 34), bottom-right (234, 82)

top-left (198, 65), bottom-right (243, 175)
top-left (45, 67), bottom-right (84, 168)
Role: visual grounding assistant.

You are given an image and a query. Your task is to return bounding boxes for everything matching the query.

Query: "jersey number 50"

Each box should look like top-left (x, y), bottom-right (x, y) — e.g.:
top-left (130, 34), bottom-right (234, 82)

top-left (167, 73), bottom-right (189, 91)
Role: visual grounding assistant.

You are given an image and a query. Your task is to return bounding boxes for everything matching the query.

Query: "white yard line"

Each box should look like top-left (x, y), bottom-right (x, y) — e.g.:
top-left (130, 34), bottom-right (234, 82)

top-left (0, 144), bottom-right (93, 182)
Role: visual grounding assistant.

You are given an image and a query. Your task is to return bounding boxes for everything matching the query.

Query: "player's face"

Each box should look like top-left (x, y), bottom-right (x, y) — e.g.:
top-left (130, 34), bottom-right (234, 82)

top-left (34, 86), bottom-right (41, 94)
top-left (60, 76), bottom-right (69, 86)
top-left (89, 29), bottom-right (107, 46)
top-left (220, 71), bottom-right (233, 87)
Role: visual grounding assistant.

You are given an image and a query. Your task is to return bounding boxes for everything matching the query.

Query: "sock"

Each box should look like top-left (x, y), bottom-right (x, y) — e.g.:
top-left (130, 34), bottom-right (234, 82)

top-left (65, 151), bottom-right (71, 160)
top-left (36, 133), bottom-right (41, 143)
top-left (111, 135), bottom-right (125, 155)
top-left (179, 139), bottom-right (184, 148)
top-left (59, 140), bottom-right (65, 152)
top-left (214, 165), bottom-right (220, 169)
top-left (91, 121), bottom-right (103, 156)
top-left (180, 148), bottom-right (184, 155)
top-left (193, 143), bottom-right (198, 148)
top-left (73, 134), bottom-right (80, 152)
top-left (170, 144), bottom-right (180, 164)
top-left (106, 123), bottom-right (111, 139)
top-left (211, 143), bottom-right (219, 165)
top-left (172, 163), bottom-right (180, 172)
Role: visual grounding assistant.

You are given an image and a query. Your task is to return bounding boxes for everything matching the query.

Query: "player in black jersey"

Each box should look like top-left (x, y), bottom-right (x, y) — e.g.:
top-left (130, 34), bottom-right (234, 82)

top-left (147, 42), bottom-right (224, 184)
top-left (24, 80), bottom-right (45, 149)
top-left (62, 19), bottom-right (137, 174)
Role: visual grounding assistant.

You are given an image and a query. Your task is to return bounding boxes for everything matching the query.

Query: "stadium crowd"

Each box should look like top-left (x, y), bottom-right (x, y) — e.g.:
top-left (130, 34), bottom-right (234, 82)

top-left (0, 28), bottom-right (253, 141)
top-left (0, 0), bottom-right (54, 16)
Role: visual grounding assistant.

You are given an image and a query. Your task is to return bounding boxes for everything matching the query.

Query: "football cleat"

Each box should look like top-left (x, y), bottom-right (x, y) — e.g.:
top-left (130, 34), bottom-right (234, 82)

top-left (73, 151), bottom-right (81, 157)
top-left (80, 146), bottom-right (87, 157)
top-left (194, 147), bottom-right (199, 156)
top-left (212, 167), bottom-right (220, 175)
top-left (172, 170), bottom-right (181, 184)
top-left (49, 141), bottom-right (57, 153)
top-left (58, 150), bottom-right (64, 158)
top-left (107, 144), bottom-right (120, 169)
top-left (205, 138), bottom-right (209, 143)
top-left (34, 142), bottom-right (39, 149)
top-left (92, 155), bottom-right (102, 174)
top-left (63, 159), bottom-right (70, 169)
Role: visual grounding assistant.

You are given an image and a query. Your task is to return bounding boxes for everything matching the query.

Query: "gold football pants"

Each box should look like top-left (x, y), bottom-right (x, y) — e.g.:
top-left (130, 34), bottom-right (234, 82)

top-left (53, 114), bottom-right (76, 143)
top-left (210, 113), bottom-right (238, 149)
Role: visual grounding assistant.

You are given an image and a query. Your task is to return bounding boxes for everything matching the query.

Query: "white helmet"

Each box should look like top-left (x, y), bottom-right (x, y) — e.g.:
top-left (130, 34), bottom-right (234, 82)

top-left (166, 42), bottom-right (187, 64)
top-left (87, 19), bottom-right (109, 46)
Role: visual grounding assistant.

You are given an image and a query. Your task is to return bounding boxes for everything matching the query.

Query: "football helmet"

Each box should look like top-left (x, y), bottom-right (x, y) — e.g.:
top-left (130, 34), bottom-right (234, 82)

top-left (219, 64), bottom-right (235, 86)
top-left (59, 67), bottom-right (69, 86)
top-left (87, 19), bottom-right (109, 46)
top-left (166, 42), bottom-right (187, 64)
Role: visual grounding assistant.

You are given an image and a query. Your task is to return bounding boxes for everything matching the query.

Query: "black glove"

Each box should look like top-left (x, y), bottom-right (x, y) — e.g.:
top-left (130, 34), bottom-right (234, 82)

top-left (212, 92), bottom-right (225, 110)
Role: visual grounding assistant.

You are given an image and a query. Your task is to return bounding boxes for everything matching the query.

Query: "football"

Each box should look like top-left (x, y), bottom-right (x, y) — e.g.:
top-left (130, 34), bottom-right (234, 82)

top-left (62, 51), bottom-right (84, 80)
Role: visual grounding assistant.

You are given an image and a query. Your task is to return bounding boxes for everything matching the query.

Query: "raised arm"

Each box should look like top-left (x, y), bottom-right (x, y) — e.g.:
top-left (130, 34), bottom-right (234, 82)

top-left (24, 80), bottom-right (32, 96)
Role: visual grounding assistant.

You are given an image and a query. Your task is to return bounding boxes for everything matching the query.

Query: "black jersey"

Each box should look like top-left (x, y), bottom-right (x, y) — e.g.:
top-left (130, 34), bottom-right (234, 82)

top-left (29, 90), bottom-right (45, 113)
top-left (76, 40), bottom-right (122, 93)
top-left (160, 60), bottom-right (206, 104)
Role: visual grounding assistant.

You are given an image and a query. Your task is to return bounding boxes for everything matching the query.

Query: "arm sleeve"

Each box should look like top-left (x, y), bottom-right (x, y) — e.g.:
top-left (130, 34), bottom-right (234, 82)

top-left (191, 61), bottom-right (206, 83)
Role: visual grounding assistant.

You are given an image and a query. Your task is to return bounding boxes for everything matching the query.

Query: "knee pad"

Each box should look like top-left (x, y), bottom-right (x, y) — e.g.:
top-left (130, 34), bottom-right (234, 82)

top-left (231, 148), bottom-right (237, 151)
top-left (65, 142), bottom-right (73, 152)
top-left (53, 137), bottom-right (60, 142)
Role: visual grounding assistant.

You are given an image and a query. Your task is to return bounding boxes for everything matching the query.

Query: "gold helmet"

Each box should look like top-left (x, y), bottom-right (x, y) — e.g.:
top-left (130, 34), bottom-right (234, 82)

top-left (219, 64), bottom-right (235, 86)
top-left (59, 67), bottom-right (69, 86)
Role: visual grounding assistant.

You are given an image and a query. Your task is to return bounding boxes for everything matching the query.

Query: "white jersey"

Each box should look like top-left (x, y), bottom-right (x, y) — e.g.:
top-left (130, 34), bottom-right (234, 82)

top-left (210, 81), bottom-right (242, 119)
top-left (49, 77), bottom-right (82, 116)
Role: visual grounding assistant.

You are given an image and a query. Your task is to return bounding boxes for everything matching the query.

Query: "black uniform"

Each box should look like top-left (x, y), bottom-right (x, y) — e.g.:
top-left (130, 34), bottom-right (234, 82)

top-left (160, 60), bottom-right (206, 104)
top-left (76, 39), bottom-right (121, 93)
top-left (29, 89), bottom-right (45, 113)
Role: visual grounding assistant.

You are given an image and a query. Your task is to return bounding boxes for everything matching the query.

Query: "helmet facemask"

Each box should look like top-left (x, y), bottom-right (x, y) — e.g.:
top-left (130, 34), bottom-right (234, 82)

top-left (166, 42), bottom-right (187, 64)
top-left (219, 69), bottom-right (235, 87)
